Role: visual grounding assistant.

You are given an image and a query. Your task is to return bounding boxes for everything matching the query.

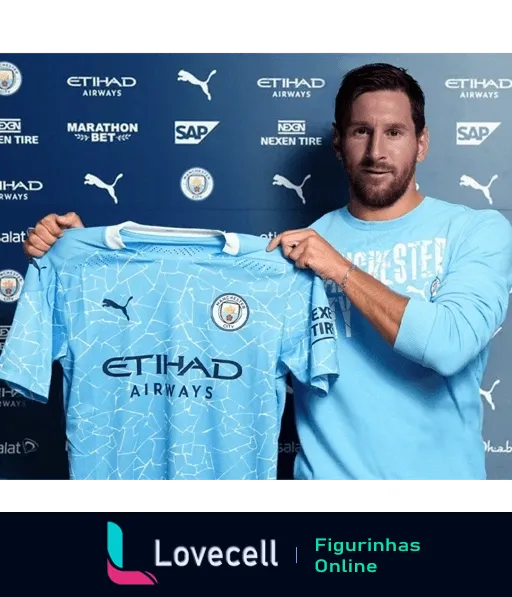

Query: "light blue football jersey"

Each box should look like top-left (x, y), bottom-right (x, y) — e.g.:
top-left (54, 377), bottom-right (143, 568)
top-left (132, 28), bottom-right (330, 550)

top-left (0, 222), bottom-right (339, 480)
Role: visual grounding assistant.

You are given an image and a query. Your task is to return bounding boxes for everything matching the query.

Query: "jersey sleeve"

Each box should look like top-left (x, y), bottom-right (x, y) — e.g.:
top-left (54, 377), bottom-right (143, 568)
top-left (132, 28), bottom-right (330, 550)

top-left (279, 270), bottom-right (340, 396)
top-left (394, 209), bottom-right (512, 376)
top-left (0, 256), bottom-right (68, 403)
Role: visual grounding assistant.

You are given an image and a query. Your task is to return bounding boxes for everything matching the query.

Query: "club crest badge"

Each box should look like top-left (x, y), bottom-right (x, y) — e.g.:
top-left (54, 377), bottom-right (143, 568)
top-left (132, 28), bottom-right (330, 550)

top-left (0, 270), bottom-right (23, 302)
top-left (0, 61), bottom-right (22, 96)
top-left (180, 167), bottom-right (213, 201)
top-left (211, 293), bottom-right (249, 331)
top-left (430, 276), bottom-right (440, 299)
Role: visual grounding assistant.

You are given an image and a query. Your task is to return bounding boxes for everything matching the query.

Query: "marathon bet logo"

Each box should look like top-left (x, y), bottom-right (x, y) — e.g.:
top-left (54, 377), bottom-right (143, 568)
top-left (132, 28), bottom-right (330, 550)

top-left (67, 122), bottom-right (138, 142)
top-left (261, 120), bottom-right (322, 146)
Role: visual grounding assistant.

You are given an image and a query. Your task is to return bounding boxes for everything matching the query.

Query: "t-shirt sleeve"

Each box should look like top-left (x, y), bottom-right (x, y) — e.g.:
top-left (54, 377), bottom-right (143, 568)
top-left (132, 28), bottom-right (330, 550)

top-left (394, 209), bottom-right (512, 377)
top-left (0, 256), bottom-right (68, 403)
top-left (279, 270), bottom-right (340, 396)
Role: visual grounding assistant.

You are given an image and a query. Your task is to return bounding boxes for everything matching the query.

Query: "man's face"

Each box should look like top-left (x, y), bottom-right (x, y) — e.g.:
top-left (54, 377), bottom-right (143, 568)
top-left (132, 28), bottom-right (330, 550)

top-left (338, 90), bottom-right (427, 208)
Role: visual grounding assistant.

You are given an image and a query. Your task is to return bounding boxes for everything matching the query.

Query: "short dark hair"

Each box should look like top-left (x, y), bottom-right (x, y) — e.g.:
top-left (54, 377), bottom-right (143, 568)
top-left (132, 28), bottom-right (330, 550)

top-left (334, 62), bottom-right (426, 136)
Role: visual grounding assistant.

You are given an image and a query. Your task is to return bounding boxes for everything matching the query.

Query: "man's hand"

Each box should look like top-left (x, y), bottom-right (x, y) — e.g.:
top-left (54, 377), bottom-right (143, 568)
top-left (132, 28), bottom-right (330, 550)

top-left (23, 212), bottom-right (84, 258)
top-left (266, 228), bottom-right (349, 281)
top-left (267, 227), bottom-right (409, 345)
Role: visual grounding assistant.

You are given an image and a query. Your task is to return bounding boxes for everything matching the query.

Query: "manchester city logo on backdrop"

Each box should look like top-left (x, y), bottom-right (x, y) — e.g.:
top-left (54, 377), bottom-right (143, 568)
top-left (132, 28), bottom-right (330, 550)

top-left (0, 270), bottom-right (24, 303)
top-left (211, 294), bottom-right (249, 331)
top-left (180, 167), bottom-right (214, 201)
top-left (0, 62), bottom-right (22, 96)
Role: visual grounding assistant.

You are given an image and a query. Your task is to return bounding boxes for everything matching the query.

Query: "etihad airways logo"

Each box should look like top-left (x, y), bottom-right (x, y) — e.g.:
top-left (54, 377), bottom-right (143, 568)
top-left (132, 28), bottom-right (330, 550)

top-left (446, 78), bottom-right (512, 99)
top-left (102, 353), bottom-right (243, 400)
top-left (257, 77), bottom-right (325, 99)
top-left (0, 180), bottom-right (43, 201)
top-left (107, 521), bottom-right (278, 586)
top-left (67, 76), bottom-right (137, 97)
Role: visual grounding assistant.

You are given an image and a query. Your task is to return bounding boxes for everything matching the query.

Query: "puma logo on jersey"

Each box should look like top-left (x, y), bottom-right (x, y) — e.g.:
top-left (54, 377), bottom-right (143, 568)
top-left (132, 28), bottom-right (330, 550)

top-left (102, 296), bottom-right (133, 321)
top-left (29, 257), bottom-right (47, 281)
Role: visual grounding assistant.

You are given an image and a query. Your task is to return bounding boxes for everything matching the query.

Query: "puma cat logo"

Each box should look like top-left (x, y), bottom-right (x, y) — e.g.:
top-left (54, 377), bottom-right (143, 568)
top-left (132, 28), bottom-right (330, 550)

top-left (459, 174), bottom-right (498, 205)
top-left (102, 296), bottom-right (133, 321)
top-left (177, 69), bottom-right (216, 101)
top-left (29, 257), bottom-right (47, 281)
top-left (272, 174), bottom-right (311, 205)
top-left (84, 173), bottom-right (123, 204)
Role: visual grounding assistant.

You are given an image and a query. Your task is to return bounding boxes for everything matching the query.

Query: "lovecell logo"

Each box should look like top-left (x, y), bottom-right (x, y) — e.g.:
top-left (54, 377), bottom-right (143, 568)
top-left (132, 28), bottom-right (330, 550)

top-left (107, 522), bottom-right (158, 585)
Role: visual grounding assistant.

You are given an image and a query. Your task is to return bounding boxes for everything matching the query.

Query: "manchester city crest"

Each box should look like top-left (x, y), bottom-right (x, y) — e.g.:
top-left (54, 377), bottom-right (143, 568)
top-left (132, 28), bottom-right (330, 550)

top-left (0, 62), bottom-right (22, 96)
top-left (0, 270), bottom-right (24, 303)
top-left (180, 167), bottom-right (214, 201)
top-left (211, 293), bottom-right (249, 331)
top-left (430, 276), bottom-right (440, 299)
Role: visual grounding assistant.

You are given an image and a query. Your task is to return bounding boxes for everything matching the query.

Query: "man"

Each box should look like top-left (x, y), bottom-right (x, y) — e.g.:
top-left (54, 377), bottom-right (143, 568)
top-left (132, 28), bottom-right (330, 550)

top-left (23, 63), bottom-right (512, 480)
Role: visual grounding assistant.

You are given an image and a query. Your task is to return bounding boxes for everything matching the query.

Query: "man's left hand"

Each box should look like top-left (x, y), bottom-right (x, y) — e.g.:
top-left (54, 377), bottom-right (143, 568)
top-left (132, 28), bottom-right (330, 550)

top-left (266, 228), bottom-right (348, 281)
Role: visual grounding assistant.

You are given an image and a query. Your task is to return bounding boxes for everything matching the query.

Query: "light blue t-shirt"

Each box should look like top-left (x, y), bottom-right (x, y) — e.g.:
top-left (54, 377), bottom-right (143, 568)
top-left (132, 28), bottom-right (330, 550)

top-left (293, 196), bottom-right (512, 480)
top-left (0, 222), bottom-right (339, 480)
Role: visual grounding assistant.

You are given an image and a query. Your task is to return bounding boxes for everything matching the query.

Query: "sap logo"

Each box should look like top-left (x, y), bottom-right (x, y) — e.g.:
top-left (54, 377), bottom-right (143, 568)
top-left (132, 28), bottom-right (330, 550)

top-left (174, 121), bottom-right (219, 144)
top-left (456, 122), bottom-right (500, 145)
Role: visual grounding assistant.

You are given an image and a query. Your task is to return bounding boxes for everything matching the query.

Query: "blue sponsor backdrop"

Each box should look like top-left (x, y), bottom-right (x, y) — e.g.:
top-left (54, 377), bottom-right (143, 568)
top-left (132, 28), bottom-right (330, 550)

top-left (0, 53), bottom-right (510, 479)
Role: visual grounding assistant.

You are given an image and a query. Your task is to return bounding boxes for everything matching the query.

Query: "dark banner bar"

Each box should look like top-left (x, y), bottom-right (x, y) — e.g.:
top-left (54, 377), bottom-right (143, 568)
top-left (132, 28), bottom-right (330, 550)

top-left (0, 512), bottom-right (509, 591)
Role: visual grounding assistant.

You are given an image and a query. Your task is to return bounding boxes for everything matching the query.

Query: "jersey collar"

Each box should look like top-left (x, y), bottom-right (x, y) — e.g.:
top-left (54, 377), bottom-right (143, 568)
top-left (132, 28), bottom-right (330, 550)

top-left (103, 221), bottom-right (241, 255)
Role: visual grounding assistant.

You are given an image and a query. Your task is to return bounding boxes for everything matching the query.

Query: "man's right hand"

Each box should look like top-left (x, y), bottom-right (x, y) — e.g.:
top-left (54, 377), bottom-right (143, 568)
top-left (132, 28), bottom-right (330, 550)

top-left (23, 212), bottom-right (84, 258)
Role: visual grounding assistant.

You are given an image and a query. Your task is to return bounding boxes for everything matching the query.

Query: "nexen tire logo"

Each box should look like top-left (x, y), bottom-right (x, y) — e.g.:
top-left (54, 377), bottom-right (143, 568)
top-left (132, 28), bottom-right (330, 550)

top-left (456, 122), bottom-right (501, 145)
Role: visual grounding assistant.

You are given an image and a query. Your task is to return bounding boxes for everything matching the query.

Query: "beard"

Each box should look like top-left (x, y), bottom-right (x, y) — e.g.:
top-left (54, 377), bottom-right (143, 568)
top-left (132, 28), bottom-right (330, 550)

top-left (346, 156), bottom-right (417, 209)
